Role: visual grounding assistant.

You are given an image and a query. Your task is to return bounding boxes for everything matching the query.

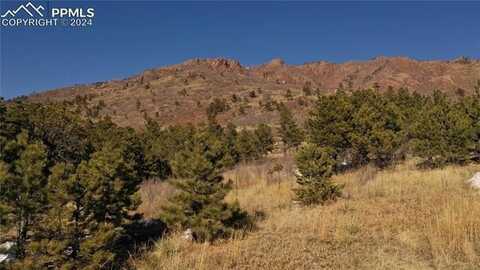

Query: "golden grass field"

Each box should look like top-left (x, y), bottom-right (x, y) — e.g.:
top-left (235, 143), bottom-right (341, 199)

top-left (132, 158), bottom-right (480, 270)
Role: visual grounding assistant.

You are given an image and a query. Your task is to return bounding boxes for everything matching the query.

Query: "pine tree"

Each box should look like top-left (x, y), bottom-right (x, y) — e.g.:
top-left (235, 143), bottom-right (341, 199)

top-left (0, 102), bottom-right (156, 268)
top-left (0, 98), bottom-right (5, 131)
top-left (161, 130), bottom-right (249, 242)
top-left (293, 144), bottom-right (342, 205)
top-left (26, 143), bottom-right (142, 269)
top-left (411, 91), bottom-right (474, 167)
top-left (278, 104), bottom-right (304, 151)
top-left (0, 131), bottom-right (48, 258)
top-left (0, 98), bottom-right (6, 153)
top-left (254, 123), bottom-right (274, 156)
top-left (349, 91), bottom-right (405, 168)
top-left (307, 89), bottom-right (414, 168)
top-left (140, 118), bottom-right (172, 179)
top-left (223, 123), bottom-right (240, 167)
top-left (306, 90), bottom-right (354, 159)
top-left (235, 129), bottom-right (258, 161)
top-left (462, 84), bottom-right (480, 160)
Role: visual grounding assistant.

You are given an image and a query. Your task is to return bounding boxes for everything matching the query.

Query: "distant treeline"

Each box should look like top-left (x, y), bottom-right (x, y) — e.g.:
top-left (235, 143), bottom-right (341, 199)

top-left (306, 86), bottom-right (480, 169)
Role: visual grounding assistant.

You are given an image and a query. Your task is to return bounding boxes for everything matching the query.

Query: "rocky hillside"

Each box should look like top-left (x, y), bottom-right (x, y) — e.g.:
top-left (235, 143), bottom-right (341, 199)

top-left (28, 56), bottom-right (480, 129)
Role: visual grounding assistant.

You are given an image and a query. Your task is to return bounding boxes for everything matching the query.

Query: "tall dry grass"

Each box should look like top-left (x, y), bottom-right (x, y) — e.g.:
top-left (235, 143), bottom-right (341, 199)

top-left (137, 180), bottom-right (175, 218)
top-left (132, 160), bottom-right (480, 270)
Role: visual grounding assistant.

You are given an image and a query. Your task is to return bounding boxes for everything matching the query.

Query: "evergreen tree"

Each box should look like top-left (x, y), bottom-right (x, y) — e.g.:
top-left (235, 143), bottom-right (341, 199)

top-left (254, 123), bottom-right (274, 156)
top-left (161, 130), bottom-right (249, 242)
top-left (140, 118), bottom-right (172, 179)
top-left (28, 143), bottom-right (142, 269)
top-left (0, 102), bottom-right (155, 268)
top-left (223, 123), bottom-right (241, 167)
top-left (460, 86), bottom-right (480, 160)
top-left (0, 131), bottom-right (48, 258)
top-left (0, 98), bottom-right (6, 133)
top-left (293, 144), bottom-right (342, 205)
top-left (154, 124), bottom-right (196, 162)
top-left (2, 102), bottom-right (91, 165)
top-left (349, 90), bottom-right (405, 168)
top-left (278, 104), bottom-right (304, 151)
top-left (411, 91), bottom-right (474, 167)
top-left (235, 129), bottom-right (258, 161)
top-left (466, 108), bottom-right (480, 160)
top-left (204, 121), bottom-right (241, 168)
top-left (306, 90), bottom-right (354, 159)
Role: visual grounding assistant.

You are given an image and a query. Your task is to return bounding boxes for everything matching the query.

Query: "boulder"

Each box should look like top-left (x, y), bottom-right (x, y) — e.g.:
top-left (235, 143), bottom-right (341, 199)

top-left (466, 172), bottom-right (480, 189)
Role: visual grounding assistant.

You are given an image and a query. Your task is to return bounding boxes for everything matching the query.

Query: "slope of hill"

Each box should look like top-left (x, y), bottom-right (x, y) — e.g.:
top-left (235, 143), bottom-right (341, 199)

top-left (133, 160), bottom-right (480, 270)
top-left (27, 56), bottom-right (480, 128)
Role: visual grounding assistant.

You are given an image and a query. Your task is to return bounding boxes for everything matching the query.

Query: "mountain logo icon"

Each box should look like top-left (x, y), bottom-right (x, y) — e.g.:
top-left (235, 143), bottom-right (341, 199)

top-left (1, 2), bottom-right (45, 18)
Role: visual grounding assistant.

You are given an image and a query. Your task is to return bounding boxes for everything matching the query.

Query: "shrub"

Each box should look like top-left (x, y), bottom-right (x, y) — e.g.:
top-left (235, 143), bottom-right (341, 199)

top-left (179, 88), bottom-right (188, 96)
top-left (285, 89), bottom-right (293, 99)
top-left (206, 98), bottom-right (230, 120)
top-left (260, 95), bottom-right (276, 112)
top-left (302, 82), bottom-right (312, 96)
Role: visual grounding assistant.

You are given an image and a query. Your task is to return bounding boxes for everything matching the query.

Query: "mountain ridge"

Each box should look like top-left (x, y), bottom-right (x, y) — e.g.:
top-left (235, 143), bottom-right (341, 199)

top-left (27, 56), bottom-right (480, 128)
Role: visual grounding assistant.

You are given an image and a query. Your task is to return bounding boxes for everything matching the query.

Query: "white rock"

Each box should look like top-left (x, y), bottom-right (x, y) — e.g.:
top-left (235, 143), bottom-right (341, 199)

top-left (0, 254), bottom-right (9, 263)
top-left (466, 172), bottom-right (480, 189)
top-left (0, 241), bottom-right (15, 263)
top-left (182, 228), bottom-right (193, 241)
top-left (0, 242), bottom-right (14, 251)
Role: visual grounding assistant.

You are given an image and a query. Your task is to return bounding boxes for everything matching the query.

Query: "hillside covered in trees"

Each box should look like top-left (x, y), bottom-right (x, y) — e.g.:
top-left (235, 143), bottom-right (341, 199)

top-left (1, 83), bottom-right (480, 268)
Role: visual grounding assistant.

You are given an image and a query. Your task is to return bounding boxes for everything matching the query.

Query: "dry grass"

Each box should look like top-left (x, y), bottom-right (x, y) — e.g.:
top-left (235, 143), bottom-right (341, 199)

top-left (132, 160), bottom-right (480, 270)
top-left (137, 180), bottom-right (175, 219)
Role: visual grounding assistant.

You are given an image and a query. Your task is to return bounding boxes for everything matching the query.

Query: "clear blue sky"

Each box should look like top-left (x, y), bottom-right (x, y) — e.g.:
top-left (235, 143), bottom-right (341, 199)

top-left (1, 1), bottom-right (480, 99)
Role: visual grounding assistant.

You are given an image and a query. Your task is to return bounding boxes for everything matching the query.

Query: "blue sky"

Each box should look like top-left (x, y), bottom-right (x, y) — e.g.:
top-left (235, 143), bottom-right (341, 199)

top-left (1, 1), bottom-right (479, 98)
